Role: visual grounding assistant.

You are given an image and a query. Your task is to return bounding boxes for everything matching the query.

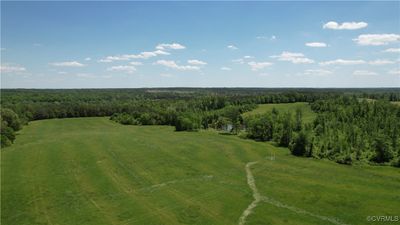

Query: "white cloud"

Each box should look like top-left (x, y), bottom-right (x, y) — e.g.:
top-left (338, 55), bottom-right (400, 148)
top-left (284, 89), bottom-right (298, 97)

top-left (99, 50), bottom-right (169, 63)
top-left (100, 43), bottom-right (185, 63)
top-left (320, 59), bottom-right (366, 66)
top-left (388, 69), bottom-right (400, 75)
top-left (383, 48), bottom-right (400, 53)
top-left (305, 42), bottom-right (327, 48)
top-left (323, 21), bottom-right (368, 30)
top-left (368, 59), bottom-right (395, 65)
top-left (258, 73), bottom-right (269, 77)
top-left (98, 58), bottom-right (113, 63)
top-left (57, 71), bottom-right (67, 75)
top-left (248, 61), bottom-right (273, 71)
top-left (155, 60), bottom-right (200, 71)
top-left (0, 64), bottom-right (26, 73)
top-left (33, 43), bottom-right (43, 47)
top-left (353, 34), bottom-right (400, 46)
top-left (227, 45), bottom-right (238, 50)
top-left (270, 51), bottom-right (314, 64)
top-left (303, 69), bottom-right (333, 76)
top-left (50, 61), bottom-right (85, 67)
top-left (107, 65), bottom-right (136, 73)
top-left (129, 61), bottom-right (143, 66)
top-left (187, 59), bottom-right (207, 65)
top-left (353, 70), bottom-right (377, 76)
top-left (220, 67), bottom-right (232, 71)
top-left (232, 56), bottom-right (254, 64)
top-left (84, 57), bottom-right (91, 61)
top-left (156, 43), bottom-right (186, 50)
top-left (138, 50), bottom-right (169, 58)
top-left (153, 50), bottom-right (171, 55)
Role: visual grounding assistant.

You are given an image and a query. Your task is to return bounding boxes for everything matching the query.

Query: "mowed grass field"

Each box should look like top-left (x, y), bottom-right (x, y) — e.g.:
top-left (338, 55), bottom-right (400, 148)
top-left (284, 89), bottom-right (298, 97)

top-left (2, 117), bottom-right (400, 225)
top-left (243, 102), bottom-right (316, 123)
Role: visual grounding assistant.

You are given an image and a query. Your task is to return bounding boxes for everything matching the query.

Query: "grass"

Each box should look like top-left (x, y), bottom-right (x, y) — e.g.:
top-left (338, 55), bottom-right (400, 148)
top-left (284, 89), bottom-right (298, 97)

top-left (243, 102), bottom-right (316, 123)
top-left (391, 101), bottom-right (400, 106)
top-left (2, 117), bottom-right (399, 225)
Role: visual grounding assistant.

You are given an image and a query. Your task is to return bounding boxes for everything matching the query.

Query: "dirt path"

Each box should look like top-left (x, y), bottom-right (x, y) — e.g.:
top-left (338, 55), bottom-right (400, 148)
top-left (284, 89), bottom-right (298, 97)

top-left (238, 160), bottom-right (349, 225)
top-left (259, 196), bottom-right (347, 225)
top-left (238, 161), bottom-right (261, 225)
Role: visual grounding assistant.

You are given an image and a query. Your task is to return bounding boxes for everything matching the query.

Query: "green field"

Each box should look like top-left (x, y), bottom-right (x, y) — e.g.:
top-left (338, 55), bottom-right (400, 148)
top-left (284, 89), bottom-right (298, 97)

top-left (243, 102), bottom-right (316, 123)
top-left (391, 101), bottom-right (400, 106)
top-left (1, 117), bottom-right (399, 225)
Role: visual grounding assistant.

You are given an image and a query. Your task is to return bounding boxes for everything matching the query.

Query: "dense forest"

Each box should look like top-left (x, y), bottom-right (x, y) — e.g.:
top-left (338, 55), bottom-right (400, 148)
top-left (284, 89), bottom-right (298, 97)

top-left (244, 98), bottom-right (400, 166)
top-left (1, 88), bottom-right (399, 166)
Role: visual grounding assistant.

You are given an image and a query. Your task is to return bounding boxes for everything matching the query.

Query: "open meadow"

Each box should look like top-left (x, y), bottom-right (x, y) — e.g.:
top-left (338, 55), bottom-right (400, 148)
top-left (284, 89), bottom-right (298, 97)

top-left (243, 102), bottom-right (316, 123)
top-left (2, 117), bottom-right (399, 225)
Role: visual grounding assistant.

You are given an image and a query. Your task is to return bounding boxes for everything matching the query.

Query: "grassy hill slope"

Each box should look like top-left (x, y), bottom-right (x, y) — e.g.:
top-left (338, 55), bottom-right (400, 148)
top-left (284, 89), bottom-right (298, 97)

top-left (1, 117), bottom-right (399, 225)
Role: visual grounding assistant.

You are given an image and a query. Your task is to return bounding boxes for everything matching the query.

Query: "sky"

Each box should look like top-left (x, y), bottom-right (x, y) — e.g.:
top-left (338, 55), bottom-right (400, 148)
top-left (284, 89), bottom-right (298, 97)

top-left (1, 1), bottom-right (400, 88)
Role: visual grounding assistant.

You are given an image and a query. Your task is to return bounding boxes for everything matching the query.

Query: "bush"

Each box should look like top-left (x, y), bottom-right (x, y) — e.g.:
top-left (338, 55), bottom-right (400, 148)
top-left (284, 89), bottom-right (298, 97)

top-left (175, 114), bottom-right (201, 131)
top-left (290, 131), bottom-right (312, 157)
top-left (110, 113), bottom-right (140, 125)
top-left (1, 108), bottom-right (21, 131)
top-left (335, 154), bottom-right (353, 165)
top-left (372, 136), bottom-right (393, 163)
top-left (391, 157), bottom-right (400, 167)
top-left (1, 109), bottom-right (21, 148)
top-left (1, 130), bottom-right (14, 147)
top-left (245, 114), bottom-right (273, 141)
top-left (138, 113), bottom-right (155, 125)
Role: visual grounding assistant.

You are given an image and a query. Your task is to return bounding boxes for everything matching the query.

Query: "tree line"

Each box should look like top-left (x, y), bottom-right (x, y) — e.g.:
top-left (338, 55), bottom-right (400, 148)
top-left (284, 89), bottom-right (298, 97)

top-left (1, 88), bottom-right (399, 167)
top-left (244, 97), bottom-right (400, 167)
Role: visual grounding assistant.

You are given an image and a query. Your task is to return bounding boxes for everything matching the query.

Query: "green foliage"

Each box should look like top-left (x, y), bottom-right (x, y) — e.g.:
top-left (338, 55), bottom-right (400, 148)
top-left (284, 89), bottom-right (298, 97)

top-left (1, 127), bottom-right (14, 147)
top-left (372, 135), bottom-right (393, 163)
top-left (1, 108), bottom-right (21, 148)
top-left (294, 107), bottom-right (303, 132)
top-left (213, 116), bottom-right (230, 130)
top-left (2, 88), bottom-right (400, 166)
top-left (289, 131), bottom-right (312, 157)
top-left (243, 97), bottom-right (399, 166)
top-left (275, 112), bottom-right (294, 147)
top-left (110, 113), bottom-right (141, 125)
top-left (335, 153), bottom-right (354, 165)
top-left (175, 113), bottom-right (201, 131)
top-left (138, 113), bottom-right (155, 125)
top-left (245, 109), bottom-right (294, 147)
top-left (392, 156), bottom-right (400, 167)
top-left (1, 108), bottom-right (21, 131)
top-left (218, 106), bottom-right (244, 134)
top-left (310, 97), bottom-right (400, 165)
top-left (245, 114), bottom-right (274, 141)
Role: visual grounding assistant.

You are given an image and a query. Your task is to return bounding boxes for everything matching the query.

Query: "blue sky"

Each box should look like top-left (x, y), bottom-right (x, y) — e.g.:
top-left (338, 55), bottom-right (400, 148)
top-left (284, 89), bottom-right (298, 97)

top-left (1, 1), bottom-right (399, 88)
